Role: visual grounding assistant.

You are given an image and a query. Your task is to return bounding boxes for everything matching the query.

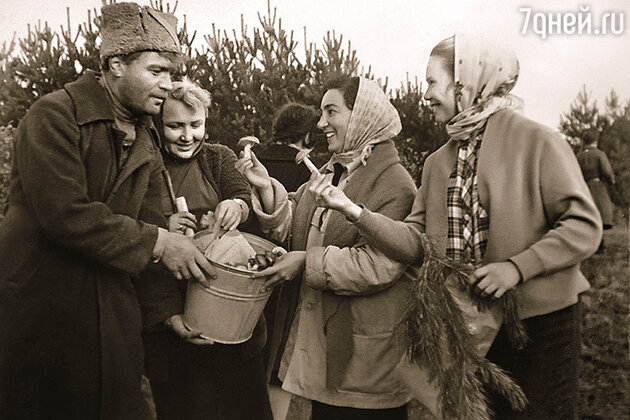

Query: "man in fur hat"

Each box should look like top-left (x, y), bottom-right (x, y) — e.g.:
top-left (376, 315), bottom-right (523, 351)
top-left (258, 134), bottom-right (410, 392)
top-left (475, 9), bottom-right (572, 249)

top-left (0, 3), bottom-right (214, 419)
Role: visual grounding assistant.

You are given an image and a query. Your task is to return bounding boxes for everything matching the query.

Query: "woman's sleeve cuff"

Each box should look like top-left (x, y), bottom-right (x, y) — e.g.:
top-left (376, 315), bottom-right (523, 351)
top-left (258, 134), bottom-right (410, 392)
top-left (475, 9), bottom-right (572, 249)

top-left (508, 248), bottom-right (545, 282)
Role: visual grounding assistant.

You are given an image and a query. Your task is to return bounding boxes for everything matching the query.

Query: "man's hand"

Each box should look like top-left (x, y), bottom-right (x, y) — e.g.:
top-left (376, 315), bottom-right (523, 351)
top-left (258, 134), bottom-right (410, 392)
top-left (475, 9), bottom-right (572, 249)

top-left (164, 314), bottom-right (214, 345)
top-left (160, 231), bottom-right (216, 282)
top-left (253, 251), bottom-right (306, 290)
top-left (467, 261), bottom-right (522, 299)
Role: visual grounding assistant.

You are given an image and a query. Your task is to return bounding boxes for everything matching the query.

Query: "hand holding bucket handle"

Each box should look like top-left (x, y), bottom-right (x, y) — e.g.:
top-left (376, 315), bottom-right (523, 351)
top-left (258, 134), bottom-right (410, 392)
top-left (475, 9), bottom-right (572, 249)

top-left (165, 314), bottom-right (215, 345)
top-left (161, 232), bottom-right (216, 283)
top-left (168, 211), bottom-right (197, 234)
top-left (253, 251), bottom-right (306, 291)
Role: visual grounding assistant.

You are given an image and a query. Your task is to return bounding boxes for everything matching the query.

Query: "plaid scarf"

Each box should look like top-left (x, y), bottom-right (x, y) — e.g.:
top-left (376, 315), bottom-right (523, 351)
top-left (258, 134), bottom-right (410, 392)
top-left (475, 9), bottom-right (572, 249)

top-left (443, 34), bottom-right (523, 263)
top-left (446, 129), bottom-right (489, 263)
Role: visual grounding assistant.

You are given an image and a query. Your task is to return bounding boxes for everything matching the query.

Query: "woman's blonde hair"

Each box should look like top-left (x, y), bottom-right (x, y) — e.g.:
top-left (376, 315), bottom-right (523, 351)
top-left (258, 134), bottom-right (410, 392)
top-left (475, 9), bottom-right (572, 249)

top-left (167, 77), bottom-right (211, 116)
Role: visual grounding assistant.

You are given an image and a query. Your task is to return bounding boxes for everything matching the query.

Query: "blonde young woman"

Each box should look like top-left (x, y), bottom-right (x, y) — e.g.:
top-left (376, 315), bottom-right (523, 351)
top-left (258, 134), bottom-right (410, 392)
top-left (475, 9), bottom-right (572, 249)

top-left (135, 79), bottom-right (272, 420)
top-left (236, 75), bottom-right (416, 420)
top-left (310, 35), bottom-right (602, 419)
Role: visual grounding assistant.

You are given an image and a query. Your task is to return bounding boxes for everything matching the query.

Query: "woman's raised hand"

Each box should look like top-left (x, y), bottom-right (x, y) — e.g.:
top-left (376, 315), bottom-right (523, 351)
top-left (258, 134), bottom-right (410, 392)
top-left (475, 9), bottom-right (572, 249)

top-left (168, 211), bottom-right (198, 234)
top-left (309, 174), bottom-right (362, 221)
top-left (235, 150), bottom-right (272, 191)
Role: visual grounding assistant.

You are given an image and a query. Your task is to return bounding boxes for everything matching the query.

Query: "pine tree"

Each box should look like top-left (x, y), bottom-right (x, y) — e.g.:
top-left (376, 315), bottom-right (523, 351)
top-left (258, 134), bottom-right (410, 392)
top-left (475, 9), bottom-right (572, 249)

top-left (0, 125), bottom-right (13, 217)
top-left (0, 8), bottom-right (101, 127)
top-left (604, 89), bottom-right (622, 123)
top-left (559, 85), bottom-right (603, 146)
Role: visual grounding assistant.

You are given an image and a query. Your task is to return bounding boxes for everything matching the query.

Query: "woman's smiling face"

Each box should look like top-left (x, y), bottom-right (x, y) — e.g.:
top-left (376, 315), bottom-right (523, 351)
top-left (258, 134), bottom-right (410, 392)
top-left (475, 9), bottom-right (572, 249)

top-left (317, 89), bottom-right (352, 154)
top-left (162, 99), bottom-right (206, 159)
top-left (424, 55), bottom-right (458, 123)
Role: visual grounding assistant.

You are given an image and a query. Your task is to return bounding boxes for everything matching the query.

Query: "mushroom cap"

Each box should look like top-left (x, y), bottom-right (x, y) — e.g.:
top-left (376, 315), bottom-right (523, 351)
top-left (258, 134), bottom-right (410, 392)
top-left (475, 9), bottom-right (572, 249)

top-left (237, 135), bottom-right (260, 148)
top-left (295, 148), bottom-right (311, 164)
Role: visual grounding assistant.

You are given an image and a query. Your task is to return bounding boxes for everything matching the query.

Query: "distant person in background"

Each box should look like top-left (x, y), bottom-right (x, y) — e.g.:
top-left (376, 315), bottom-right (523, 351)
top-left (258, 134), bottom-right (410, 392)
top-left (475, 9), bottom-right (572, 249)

top-left (257, 103), bottom-right (318, 411)
top-left (257, 102), bottom-right (317, 192)
top-left (577, 129), bottom-right (616, 250)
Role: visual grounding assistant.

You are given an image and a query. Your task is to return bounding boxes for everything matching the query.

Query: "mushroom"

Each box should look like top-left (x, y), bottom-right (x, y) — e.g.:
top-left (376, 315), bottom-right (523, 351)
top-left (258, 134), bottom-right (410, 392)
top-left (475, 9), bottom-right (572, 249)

top-left (237, 136), bottom-right (260, 160)
top-left (295, 148), bottom-right (319, 175)
top-left (175, 196), bottom-right (195, 237)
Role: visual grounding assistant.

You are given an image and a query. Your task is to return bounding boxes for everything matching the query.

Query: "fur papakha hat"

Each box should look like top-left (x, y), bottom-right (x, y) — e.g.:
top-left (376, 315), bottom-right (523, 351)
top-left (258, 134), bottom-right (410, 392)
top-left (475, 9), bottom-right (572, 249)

top-left (100, 2), bottom-right (180, 60)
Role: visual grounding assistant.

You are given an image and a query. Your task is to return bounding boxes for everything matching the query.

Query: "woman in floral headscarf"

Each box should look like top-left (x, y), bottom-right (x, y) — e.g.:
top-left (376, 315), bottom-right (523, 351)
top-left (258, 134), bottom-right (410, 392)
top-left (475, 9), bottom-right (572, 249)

top-left (311, 35), bottom-right (602, 419)
top-left (236, 75), bottom-right (416, 419)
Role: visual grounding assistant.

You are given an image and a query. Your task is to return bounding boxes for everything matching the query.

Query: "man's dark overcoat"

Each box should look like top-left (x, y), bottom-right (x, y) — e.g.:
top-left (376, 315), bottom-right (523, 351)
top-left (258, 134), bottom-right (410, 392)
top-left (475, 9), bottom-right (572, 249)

top-left (0, 71), bottom-right (165, 419)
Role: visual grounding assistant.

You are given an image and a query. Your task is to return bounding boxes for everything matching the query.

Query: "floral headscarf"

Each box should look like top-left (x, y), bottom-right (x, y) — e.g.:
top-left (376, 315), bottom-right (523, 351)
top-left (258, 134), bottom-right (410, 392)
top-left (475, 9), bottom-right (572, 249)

top-left (329, 76), bottom-right (402, 166)
top-left (446, 33), bottom-right (523, 140)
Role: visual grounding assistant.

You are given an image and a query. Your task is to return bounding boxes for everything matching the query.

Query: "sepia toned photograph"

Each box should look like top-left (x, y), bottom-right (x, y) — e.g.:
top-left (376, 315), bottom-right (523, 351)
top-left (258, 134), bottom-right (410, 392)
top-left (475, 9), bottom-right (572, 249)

top-left (0, 0), bottom-right (627, 419)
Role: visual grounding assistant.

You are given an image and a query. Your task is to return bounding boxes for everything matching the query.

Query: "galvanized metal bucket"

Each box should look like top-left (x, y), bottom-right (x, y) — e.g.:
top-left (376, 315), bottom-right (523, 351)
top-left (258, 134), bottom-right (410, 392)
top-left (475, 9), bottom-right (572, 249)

top-left (183, 232), bottom-right (276, 344)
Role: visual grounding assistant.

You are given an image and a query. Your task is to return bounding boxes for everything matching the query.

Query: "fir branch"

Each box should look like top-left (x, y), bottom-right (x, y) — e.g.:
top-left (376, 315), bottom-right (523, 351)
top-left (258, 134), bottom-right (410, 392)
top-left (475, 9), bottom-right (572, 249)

top-left (403, 234), bottom-right (529, 418)
top-left (421, 234), bottom-right (529, 350)
top-left (477, 360), bottom-right (528, 412)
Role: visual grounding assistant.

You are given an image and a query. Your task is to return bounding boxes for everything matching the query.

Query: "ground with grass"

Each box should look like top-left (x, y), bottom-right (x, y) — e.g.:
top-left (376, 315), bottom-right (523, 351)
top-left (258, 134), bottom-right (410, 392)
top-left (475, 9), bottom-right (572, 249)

top-left (579, 223), bottom-right (629, 420)
top-left (286, 223), bottom-right (629, 420)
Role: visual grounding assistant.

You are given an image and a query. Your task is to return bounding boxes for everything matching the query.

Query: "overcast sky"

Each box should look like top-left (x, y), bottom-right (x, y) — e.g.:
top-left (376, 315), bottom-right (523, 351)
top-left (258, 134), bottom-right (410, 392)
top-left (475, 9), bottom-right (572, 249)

top-left (1, 0), bottom-right (628, 130)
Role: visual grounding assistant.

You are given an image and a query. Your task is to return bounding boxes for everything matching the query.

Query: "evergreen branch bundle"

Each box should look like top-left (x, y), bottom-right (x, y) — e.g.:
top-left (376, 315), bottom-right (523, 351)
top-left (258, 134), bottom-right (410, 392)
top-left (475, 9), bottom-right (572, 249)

top-left (436, 250), bottom-right (529, 352)
top-left (403, 234), bottom-right (528, 419)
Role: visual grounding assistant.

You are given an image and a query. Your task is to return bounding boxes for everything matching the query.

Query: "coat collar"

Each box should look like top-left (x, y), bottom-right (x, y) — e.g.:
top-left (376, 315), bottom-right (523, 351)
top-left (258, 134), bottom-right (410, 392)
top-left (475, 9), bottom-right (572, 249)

top-left (64, 70), bottom-right (115, 125)
top-left (291, 140), bottom-right (402, 250)
top-left (64, 72), bottom-right (163, 197)
top-left (257, 143), bottom-right (300, 162)
top-left (341, 140), bottom-right (401, 203)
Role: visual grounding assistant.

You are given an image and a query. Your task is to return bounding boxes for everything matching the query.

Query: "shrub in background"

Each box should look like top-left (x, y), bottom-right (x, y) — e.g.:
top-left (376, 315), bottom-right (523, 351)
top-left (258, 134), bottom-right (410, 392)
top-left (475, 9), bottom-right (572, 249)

top-left (560, 87), bottom-right (630, 214)
top-left (0, 1), bottom-right (445, 216)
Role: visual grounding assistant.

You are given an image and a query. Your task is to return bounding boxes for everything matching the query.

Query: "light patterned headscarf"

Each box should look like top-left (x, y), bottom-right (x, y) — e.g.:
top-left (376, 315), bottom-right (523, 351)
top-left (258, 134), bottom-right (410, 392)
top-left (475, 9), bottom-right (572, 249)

top-left (329, 77), bottom-right (402, 166)
top-left (446, 33), bottom-right (522, 140)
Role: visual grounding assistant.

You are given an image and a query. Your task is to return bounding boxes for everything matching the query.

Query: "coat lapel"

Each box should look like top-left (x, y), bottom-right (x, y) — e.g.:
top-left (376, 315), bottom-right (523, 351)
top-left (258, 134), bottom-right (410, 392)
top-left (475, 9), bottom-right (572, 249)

top-left (107, 125), bottom-right (161, 203)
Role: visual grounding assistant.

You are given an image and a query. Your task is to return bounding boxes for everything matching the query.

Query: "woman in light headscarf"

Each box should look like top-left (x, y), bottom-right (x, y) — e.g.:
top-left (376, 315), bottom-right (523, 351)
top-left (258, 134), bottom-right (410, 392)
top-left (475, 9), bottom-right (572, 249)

top-left (236, 75), bottom-right (416, 419)
top-left (310, 35), bottom-right (602, 419)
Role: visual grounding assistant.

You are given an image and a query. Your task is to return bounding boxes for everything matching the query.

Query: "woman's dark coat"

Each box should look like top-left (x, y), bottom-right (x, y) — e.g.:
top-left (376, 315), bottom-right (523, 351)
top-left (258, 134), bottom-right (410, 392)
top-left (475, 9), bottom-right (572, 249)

top-left (257, 143), bottom-right (311, 193)
top-left (0, 71), bottom-right (165, 419)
